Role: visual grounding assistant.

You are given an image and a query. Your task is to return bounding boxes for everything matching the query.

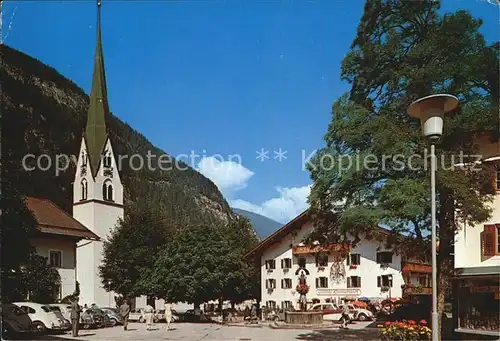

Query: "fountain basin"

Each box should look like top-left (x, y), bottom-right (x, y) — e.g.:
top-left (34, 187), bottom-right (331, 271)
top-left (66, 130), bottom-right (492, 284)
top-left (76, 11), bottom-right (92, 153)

top-left (285, 311), bottom-right (323, 324)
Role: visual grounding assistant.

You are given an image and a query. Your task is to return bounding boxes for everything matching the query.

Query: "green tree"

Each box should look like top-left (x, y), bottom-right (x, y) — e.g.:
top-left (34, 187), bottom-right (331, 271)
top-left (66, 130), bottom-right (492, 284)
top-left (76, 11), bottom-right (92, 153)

top-left (99, 205), bottom-right (171, 297)
top-left (19, 254), bottom-right (61, 304)
top-left (308, 1), bottom-right (498, 338)
top-left (138, 223), bottom-right (239, 307)
top-left (220, 216), bottom-right (260, 306)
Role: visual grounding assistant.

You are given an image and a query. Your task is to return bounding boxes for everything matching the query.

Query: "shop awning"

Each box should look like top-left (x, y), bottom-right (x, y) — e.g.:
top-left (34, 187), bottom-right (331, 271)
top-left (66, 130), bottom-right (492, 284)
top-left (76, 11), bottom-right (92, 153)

top-left (456, 266), bottom-right (500, 277)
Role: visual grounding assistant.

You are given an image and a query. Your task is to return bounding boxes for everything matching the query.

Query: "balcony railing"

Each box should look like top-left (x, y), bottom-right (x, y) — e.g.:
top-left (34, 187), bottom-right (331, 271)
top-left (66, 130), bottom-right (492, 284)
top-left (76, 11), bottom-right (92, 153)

top-left (402, 284), bottom-right (432, 296)
top-left (292, 243), bottom-right (350, 255)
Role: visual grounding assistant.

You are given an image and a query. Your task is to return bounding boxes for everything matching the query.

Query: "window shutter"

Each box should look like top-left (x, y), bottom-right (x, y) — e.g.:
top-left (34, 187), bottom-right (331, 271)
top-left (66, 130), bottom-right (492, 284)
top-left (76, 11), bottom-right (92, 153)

top-left (265, 261), bottom-right (269, 269)
top-left (377, 276), bottom-right (381, 287)
top-left (347, 277), bottom-right (351, 288)
top-left (281, 279), bottom-right (284, 288)
top-left (281, 259), bottom-right (284, 268)
top-left (315, 278), bottom-right (319, 288)
top-left (359, 277), bottom-right (362, 288)
top-left (376, 253), bottom-right (381, 263)
top-left (265, 280), bottom-right (269, 289)
top-left (325, 278), bottom-right (328, 288)
top-left (346, 254), bottom-right (350, 266)
top-left (272, 260), bottom-right (276, 269)
top-left (481, 225), bottom-right (497, 257)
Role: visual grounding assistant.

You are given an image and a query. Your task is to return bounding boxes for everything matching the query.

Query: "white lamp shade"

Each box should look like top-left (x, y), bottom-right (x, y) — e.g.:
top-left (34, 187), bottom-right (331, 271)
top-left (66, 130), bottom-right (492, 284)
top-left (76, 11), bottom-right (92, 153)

top-left (407, 94), bottom-right (459, 138)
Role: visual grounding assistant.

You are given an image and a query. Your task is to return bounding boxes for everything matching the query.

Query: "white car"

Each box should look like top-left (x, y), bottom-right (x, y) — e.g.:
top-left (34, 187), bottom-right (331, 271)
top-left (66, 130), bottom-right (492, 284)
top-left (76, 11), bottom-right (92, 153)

top-left (309, 303), bottom-right (356, 321)
top-left (13, 302), bottom-right (70, 332)
top-left (340, 304), bottom-right (374, 321)
top-left (128, 308), bottom-right (145, 322)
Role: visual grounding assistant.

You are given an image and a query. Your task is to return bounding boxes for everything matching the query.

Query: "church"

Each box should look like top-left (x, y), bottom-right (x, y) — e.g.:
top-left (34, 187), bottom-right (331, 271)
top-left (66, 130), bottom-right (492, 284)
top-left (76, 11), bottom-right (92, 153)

top-left (72, 0), bottom-right (124, 307)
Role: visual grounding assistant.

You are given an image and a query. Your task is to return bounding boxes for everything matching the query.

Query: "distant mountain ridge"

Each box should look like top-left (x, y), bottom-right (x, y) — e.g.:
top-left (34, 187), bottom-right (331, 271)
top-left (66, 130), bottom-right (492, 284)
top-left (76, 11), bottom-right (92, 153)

top-left (232, 208), bottom-right (282, 240)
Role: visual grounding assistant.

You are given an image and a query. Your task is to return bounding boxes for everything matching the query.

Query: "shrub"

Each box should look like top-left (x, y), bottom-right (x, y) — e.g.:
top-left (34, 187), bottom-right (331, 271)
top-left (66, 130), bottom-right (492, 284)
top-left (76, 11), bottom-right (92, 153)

top-left (380, 319), bottom-right (431, 341)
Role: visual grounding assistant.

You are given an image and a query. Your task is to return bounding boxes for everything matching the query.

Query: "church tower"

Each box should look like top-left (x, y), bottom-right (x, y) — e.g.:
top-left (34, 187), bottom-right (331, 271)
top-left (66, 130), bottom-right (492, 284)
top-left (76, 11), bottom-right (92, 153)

top-left (73, 0), bottom-right (124, 307)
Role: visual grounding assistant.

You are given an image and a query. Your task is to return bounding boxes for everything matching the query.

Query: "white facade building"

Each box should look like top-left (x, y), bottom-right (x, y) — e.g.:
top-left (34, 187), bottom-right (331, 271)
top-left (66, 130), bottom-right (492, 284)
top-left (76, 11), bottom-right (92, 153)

top-left (247, 211), bottom-right (406, 310)
top-left (25, 197), bottom-right (100, 300)
top-left (73, 2), bottom-right (124, 307)
top-left (453, 136), bottom-right (499, 338)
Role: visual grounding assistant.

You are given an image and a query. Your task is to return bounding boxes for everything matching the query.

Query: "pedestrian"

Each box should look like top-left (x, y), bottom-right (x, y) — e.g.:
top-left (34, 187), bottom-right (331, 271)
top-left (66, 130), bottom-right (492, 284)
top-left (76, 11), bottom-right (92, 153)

top-left (119, 299), bottom-right (130, 331)
top-left (164, 302), bottom-right (173, 331)
top-left (340, 301), bottom-right (350, 329)
top-left (144, 304), bottom-right (154, 331)
top-left (70, 296), bottom-right (82, 337)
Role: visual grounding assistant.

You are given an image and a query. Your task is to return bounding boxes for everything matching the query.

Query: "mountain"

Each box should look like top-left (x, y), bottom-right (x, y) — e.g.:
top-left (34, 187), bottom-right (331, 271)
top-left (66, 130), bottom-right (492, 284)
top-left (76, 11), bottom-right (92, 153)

top-left (232, 208), bottom-right (282, 240)
top-left (2, 45), bottom-right (233, 225)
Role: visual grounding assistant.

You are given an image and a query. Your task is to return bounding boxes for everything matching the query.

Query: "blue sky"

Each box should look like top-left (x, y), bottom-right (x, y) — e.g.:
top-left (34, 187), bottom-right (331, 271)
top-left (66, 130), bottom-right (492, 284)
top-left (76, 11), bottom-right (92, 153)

top-left (4, 0), bottom-right (499, 223)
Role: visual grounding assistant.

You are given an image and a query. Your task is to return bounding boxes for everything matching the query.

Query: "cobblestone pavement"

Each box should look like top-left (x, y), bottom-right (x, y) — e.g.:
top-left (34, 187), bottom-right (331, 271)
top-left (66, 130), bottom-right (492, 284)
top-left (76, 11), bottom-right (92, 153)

top-left (40, 321), bottom-right (379, 341)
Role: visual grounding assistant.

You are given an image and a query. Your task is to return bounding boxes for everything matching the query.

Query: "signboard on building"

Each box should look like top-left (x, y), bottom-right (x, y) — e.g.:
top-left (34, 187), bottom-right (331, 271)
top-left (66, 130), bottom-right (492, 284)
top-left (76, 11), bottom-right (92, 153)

top-left (316, 288), bottom-right (362, 297)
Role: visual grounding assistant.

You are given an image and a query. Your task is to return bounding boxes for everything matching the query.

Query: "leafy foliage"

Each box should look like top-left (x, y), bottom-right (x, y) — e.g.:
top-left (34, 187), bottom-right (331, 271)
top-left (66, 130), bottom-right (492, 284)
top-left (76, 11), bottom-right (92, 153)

top-left (99, 205), bottom-right (171, 297)
top-left (136, 217), bottom-right (259, 305)
top-left (19, 254), bottom-right (61, 304)
top-left (308, 0), bottom-right (498, 337)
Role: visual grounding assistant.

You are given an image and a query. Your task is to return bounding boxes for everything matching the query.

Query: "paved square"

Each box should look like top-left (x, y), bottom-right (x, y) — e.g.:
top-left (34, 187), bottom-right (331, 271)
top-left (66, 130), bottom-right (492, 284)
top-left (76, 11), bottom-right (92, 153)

top-left (43, 322), bottom-right (379, 341)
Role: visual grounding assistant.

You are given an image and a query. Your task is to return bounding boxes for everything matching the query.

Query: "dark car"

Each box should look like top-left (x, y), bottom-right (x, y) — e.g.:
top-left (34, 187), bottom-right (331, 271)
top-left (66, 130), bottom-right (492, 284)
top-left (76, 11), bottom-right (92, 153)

top-left (101, 308), bottom-right (123, 326)
top-left (82, 308), bottom-right (107, 328)
top-left (1, 304), bottom-right (38, 339)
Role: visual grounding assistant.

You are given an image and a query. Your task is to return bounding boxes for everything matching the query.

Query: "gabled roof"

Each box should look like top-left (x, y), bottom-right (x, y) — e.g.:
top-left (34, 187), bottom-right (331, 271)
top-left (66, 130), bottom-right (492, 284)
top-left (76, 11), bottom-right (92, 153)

top-left (245, 210), bottom-right (310, 259)
top-left (25, 197), bottom-right (100, 240)
top-left (245, 208), bottom-right (394, 260)
top-left (85, 1), bottom-right (109, 177)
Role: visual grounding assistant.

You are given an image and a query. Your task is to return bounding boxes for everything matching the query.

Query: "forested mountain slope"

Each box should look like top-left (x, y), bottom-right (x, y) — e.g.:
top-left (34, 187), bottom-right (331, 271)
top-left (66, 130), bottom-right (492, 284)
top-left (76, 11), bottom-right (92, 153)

top-left (2, 45), bottom-right (233, 225)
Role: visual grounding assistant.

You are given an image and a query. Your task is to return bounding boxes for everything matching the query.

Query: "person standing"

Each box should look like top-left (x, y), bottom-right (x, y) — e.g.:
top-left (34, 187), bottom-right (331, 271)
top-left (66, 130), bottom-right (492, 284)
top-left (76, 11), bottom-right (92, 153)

top-left (70, 297), bottom-right (82, 337)
top-left (144, 304), bottom-right (154, 331)
top-left (164, 302), bottom-right (173, 331)
top-left (119, 300), bottom-right (130, 331)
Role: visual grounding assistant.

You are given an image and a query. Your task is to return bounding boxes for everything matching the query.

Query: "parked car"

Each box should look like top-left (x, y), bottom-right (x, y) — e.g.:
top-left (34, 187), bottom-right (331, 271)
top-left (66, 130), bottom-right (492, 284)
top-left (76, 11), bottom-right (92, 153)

top-left (155, 309), bottom-right (165, 322)
top-left (128, 308), bottom-right (144, 322)
top-left (101, 308), bottom-right (123, 326)
top-left (1, 303), bottom-right (38, 339)
top-left (13, 302), bottom-right (69, 332)
top-left (81, 308), bottom-right (107, 328)
top-left (340, 304), bottom-right (374, 321)
top-left (46, 306), bottom-right (71, 331)
top-left (309, 303), bottom-right (356, 322)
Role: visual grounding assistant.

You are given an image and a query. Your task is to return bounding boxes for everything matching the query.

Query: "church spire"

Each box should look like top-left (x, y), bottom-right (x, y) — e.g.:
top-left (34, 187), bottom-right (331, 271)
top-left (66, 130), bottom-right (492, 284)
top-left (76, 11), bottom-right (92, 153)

top-left (85, 0), bottom-right (109, 176)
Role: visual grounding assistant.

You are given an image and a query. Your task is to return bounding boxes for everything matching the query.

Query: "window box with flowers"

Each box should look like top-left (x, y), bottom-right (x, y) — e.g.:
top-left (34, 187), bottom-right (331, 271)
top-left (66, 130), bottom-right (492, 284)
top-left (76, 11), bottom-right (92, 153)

top-left (350, 264), bottom-right (358, 270)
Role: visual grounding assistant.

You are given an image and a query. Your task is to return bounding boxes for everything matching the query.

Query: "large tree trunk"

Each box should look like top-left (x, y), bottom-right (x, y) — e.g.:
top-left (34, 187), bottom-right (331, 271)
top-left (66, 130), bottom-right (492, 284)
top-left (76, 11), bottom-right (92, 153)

top-left (437, 189), bottom-right (455, 340)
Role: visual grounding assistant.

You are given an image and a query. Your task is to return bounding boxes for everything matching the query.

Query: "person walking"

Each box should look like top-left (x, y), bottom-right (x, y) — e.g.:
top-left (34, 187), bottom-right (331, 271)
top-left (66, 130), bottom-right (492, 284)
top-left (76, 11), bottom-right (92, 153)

top-left (164, 302), bottom-right (173, 331)
top-left (70, 297), bottom-right (82, 337)
top-left (144, 304), bottom-right (154, 331)
top-left (340, 302), bottom-right (350, 329)
top-left (119, 300), bottom-right (130, 331)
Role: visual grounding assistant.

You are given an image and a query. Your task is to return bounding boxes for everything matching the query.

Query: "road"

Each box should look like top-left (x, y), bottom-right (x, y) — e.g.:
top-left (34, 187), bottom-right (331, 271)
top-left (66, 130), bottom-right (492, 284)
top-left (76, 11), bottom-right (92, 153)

top-left (38, 321), bottom-right (380, 341)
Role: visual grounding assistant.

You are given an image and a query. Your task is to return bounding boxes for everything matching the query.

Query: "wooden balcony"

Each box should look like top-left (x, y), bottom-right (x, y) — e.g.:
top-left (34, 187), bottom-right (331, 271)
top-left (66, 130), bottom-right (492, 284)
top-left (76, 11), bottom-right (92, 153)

top-left (292, 243), bottom-right (350, 255)
top-left (402, 285), bottom-right (432, 296)
top-left (402, 262), bottom-right (432, 274)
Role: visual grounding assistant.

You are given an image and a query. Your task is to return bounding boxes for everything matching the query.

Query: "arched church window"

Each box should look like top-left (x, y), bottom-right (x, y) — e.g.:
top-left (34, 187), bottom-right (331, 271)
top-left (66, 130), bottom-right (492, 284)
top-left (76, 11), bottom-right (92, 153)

top-left (103, 180), bottom-right (113, 201)
top-left (81, 179), bottom-right (87, 200)
top-left (103, 154), bottom-right (112, 168)
top-left (107, 183), bottom-right (113, 201)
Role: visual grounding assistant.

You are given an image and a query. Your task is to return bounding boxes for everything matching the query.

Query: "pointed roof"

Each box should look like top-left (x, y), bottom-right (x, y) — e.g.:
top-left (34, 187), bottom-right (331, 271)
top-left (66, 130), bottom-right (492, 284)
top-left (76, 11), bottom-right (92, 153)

top-left (85, 0), bottom-right (109, 177)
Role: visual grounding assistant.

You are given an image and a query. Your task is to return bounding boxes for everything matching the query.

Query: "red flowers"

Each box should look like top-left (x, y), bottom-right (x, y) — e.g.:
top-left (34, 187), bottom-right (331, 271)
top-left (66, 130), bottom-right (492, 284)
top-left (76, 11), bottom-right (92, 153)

top-left (420, 319), bottom-right (427, 325)
top-left (296, 283), bottom-right (309, 295)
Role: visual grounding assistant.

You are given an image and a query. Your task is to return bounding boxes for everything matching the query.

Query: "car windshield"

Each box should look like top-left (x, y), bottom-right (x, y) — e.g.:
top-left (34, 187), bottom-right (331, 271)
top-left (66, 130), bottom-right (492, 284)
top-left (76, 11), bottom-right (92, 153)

top-left (41, 306), bottom-right (51, 313)
top-left (50, 306), bottom-right (61, 312)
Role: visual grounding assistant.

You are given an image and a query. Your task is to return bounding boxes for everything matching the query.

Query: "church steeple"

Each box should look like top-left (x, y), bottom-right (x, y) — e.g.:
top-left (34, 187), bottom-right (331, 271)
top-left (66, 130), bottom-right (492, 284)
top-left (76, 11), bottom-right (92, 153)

top-left (85, 0), bottom-right (109, 176)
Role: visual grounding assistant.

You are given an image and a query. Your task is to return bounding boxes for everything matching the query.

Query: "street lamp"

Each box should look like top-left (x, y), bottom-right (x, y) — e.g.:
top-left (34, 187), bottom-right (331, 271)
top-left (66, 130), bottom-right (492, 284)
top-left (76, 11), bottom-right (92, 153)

top-left (407, 94), bottom-right (458, 341)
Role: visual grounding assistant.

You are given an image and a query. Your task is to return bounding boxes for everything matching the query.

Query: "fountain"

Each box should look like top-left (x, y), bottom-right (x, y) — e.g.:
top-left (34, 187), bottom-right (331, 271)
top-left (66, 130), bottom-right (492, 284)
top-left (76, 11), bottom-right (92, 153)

top-left (284, 270), bottom-right (323, 325)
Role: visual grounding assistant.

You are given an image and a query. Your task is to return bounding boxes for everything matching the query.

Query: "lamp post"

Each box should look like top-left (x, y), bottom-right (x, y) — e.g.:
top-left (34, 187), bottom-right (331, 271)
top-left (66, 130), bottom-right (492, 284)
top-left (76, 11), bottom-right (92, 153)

top-left (407, 94), bottom-right (458, 341)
